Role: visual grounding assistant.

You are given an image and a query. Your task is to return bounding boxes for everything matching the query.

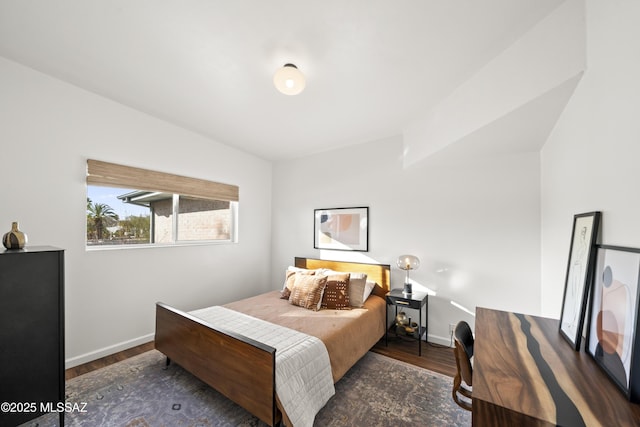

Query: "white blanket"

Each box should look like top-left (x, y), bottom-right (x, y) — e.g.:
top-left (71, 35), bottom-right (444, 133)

top-left (190, 306), bottom-right (335, 427)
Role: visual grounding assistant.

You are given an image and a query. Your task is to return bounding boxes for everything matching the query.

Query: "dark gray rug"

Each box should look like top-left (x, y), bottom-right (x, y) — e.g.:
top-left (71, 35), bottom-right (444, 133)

top-left (23, 350), bottom-right (470, 426)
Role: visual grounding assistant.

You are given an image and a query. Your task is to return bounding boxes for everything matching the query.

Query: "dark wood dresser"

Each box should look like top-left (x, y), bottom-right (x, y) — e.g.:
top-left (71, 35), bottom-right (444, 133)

top-left (0, 246), bottom-right (65, 426)
top-left (473, 307), bottom-right (640, 426)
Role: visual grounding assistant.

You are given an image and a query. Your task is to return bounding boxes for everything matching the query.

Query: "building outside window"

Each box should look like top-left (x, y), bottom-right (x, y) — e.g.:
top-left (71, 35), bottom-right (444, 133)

top-left (86, 160), bottom-right (238, 248)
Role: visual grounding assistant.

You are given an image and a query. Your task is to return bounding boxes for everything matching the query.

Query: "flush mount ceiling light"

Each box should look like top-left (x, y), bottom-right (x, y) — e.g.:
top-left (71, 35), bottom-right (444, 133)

top-left (273, 63), bottom-right (306, 95)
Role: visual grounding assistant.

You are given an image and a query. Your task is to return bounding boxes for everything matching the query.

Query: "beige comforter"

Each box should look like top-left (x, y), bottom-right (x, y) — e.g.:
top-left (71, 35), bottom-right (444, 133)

top-left (224, 290), bottom-right (387, 382)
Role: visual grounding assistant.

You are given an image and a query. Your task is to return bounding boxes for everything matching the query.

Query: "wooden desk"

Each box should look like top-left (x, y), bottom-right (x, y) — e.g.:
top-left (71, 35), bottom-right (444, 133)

top-left (473, 308), bottom-right (640, 426)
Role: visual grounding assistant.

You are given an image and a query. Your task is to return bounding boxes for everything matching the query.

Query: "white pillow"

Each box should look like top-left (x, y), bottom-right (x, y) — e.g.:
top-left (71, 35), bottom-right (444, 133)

top-left (363, 280), bottom-right (376, 302)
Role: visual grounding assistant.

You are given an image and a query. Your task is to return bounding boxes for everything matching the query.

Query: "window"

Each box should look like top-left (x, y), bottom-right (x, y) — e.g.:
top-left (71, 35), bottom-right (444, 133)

top-left (86, 160), bottom-right (238, 248)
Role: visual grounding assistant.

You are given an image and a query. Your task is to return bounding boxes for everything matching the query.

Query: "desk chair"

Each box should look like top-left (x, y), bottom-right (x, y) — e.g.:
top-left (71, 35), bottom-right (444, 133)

top-left (452, 320), bottom-right (474, 411)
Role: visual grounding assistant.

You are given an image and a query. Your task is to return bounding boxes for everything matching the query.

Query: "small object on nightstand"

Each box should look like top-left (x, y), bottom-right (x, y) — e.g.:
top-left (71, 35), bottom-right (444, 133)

top-left (397, 255), bottom-right (420, 294)
top-left (395, 311), bottom-right (408, 326)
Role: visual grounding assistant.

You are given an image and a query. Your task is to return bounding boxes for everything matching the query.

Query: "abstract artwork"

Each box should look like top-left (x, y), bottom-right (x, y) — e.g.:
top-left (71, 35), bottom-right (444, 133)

top-left (559, 211), bottom-right (601, 350)
top-left (586, 245), bottom-right (640, 402)
top-left (314, 207), bottom-right (368, 251)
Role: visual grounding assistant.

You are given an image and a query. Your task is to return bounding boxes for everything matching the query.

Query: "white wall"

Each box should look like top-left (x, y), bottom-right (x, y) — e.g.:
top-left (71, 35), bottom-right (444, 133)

top-left (541, 0), bottom-right (640, 317)
top-left (271, 135), bottom-right (541, 345)
top-left (0, 57), bottom-right (273, 367)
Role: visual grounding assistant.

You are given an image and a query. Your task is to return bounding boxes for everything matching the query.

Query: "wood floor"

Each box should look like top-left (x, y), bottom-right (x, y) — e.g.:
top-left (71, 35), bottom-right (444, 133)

top-left (65, 341), bottom-right (155, 380)
top-left (66, 337), bottom-right (456, 380)
top-left (371, 336), bottom-right (457, 378)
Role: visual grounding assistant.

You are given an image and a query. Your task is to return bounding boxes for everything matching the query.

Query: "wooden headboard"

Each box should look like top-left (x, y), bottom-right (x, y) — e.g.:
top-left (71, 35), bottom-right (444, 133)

top-left (294, 257), bottom-right (391, 293)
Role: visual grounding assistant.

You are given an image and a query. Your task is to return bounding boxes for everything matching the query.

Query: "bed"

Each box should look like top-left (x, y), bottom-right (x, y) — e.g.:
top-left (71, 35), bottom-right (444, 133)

top-left (154, 257), bottom-right (390, 427)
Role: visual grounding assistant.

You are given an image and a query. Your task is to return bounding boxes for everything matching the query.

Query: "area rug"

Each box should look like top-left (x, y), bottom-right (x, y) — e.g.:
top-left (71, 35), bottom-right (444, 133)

top-left (24, 350), bottom-right (470, 426)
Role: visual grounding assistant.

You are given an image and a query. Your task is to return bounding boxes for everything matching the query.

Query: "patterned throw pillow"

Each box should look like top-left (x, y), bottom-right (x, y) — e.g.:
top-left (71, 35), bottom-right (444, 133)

top-left (318, 269), bottom-right (370, 307)
top-left (289, 274), bottom-right (328, 311)
top-left (281, 267), bottom-right (316, 300)
top-left (321, 273), bottom-right (351, 310)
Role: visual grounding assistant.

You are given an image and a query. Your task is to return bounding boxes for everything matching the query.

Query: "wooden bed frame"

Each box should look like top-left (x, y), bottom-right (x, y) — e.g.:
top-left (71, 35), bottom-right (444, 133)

top-left (155, 257), bottom-right (390, 426)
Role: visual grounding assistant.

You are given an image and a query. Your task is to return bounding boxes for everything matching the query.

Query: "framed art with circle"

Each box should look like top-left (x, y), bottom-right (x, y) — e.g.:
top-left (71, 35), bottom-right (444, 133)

top-left (314, 207), bottom-right (368, 252)
top-left (585, 244), bottom-right (640, 402)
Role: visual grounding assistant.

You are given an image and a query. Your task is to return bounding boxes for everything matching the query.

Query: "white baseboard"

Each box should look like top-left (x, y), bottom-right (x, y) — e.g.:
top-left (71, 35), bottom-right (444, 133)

top-left (427, 333), bottom-right (453, 348)
top-left (65, 333), bottom-right (155, 369)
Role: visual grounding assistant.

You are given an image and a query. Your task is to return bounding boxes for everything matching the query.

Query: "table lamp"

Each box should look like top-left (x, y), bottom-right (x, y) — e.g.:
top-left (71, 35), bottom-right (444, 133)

top-left (397, 254), bottom-right (420, 294)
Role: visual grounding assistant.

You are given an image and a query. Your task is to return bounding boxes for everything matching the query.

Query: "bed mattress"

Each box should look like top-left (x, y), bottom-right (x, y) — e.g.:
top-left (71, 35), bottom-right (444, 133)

top-left (224, 290), bottom-right (387, 382)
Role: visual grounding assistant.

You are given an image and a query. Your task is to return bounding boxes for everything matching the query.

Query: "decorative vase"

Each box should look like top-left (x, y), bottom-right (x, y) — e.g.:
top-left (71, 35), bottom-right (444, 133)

top-left (395, 311), bottom-right (408, 326)
top-left (2, 221), bottom-right (28, 249)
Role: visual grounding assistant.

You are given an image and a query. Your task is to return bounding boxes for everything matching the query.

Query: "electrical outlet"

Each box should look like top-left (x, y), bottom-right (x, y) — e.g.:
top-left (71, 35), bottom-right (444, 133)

top-left (449, 323), bottom-right (456, 335)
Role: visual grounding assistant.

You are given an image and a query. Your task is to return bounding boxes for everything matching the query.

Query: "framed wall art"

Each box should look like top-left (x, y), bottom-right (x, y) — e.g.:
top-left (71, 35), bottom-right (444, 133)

top-left (314, 207), bottom-right (368, 251)
top-left (586, 244), bottom-right (640, 402)
top-left (559, 211), bottom-right (601, 350)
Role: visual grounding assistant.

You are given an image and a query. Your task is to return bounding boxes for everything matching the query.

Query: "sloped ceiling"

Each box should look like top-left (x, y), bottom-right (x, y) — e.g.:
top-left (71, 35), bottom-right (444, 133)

top-left (421, 74), bottom-right (583, 167)
top-left (403, 0), bottom-right (585, 167)
top-left (0, 0), bottom-right (568, 161)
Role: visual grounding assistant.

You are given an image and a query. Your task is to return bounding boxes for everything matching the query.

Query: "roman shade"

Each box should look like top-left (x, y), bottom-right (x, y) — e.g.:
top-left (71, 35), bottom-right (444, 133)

top-left (87, 159), bottom-right (239, 202)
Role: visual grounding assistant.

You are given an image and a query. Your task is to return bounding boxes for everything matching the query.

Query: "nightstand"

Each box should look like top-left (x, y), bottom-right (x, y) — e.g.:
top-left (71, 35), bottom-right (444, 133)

top-left (386, 288), bottom-right (429, 356)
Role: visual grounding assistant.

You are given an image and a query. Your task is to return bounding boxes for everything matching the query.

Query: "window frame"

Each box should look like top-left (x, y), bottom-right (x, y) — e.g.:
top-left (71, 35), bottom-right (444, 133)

top-left (86, 160), bottom-right (239, 250)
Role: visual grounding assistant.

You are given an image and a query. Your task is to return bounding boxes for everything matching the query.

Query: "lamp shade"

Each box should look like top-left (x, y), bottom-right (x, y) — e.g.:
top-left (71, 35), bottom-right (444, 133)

top-left (397, 255), bottom-right (420, 271)
top-left (273, 63), bottom-right (305, 95)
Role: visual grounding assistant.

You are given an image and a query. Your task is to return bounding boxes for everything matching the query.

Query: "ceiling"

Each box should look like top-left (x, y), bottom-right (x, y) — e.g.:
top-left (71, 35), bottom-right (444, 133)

top-left (0, 0), bottom-right (564, 161)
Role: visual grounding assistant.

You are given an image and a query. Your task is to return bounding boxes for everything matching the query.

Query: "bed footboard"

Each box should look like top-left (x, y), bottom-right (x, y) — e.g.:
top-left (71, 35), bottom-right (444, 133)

top-left (155, 302), bottom-right (279, 426)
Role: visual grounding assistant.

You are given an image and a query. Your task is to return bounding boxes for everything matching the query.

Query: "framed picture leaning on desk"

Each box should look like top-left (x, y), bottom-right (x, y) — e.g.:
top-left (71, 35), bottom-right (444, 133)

top-left (585, 244), bottom-right (640, 403)
top-left (559, 211), bottom-right (601, 350)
